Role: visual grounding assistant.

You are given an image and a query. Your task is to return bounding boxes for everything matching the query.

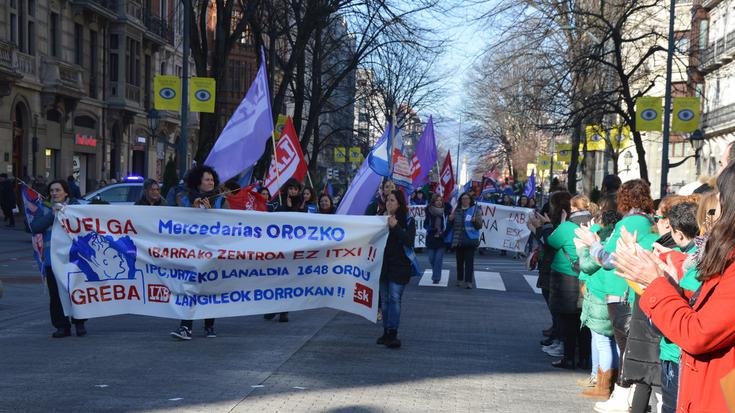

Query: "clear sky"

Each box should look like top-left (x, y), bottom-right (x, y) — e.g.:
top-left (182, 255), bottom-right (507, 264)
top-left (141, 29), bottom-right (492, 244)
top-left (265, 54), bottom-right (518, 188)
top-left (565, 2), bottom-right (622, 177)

top-left (423, 3), bottom-right (494, 174)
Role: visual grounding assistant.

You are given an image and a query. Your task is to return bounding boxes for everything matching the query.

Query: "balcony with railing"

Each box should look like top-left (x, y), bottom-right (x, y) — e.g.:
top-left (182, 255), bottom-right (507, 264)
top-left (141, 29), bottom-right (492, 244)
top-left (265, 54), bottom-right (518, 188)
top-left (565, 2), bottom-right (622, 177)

top-left (125, 83), bottom-right (141, 105)
top-left (40, 57), bottom-right (84, 98)
top-left (144, 15), bottom-right (173, 46)
top-left (703, 101), bottom-right (735, 136)
top-left (0, 40), bottom-right (39, 82)
top-left (700, 31), bottom-right (735, 73)
top-left (0, 41), bottom-right (15, 74)
top-left (69, 0), bottom-right (117, 20)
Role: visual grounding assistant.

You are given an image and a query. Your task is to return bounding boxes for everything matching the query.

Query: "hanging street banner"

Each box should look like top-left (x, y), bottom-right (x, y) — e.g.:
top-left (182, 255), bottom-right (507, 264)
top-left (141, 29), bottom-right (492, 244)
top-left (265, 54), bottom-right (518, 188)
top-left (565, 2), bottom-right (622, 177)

top-left (557, 143), bottom-right (572, 163)
top-left (348, 147), bottom-right (363, 163)
top-left (153, 75), bottom-right (181, 111)
top-left (635, 97), bottom-right (663, 132)
top-left (50, 205), bottom-right (389, 322)
top-left (611, 125), bottom-right (631, 150)
top-left (671, 97), bottom-right (701, 133)
top-left (539, 155), bottom-right (552, 171)
top-left (334, 147), bottom-right (347, 163)
top-left (190, 77), bottom-right (216, 113)
top-left (585, 125), bottom-right (607, 151)
top-left (409, 204), bottom-right (532, 251)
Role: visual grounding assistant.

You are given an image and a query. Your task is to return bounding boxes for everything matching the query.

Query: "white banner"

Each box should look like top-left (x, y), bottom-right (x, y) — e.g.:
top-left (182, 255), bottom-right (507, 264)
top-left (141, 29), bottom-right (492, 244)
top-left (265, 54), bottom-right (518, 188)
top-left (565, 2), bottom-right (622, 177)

top-left (409, 203), bottom-right (532, 251)
top-left (50, 205), bottom-right (389, 322)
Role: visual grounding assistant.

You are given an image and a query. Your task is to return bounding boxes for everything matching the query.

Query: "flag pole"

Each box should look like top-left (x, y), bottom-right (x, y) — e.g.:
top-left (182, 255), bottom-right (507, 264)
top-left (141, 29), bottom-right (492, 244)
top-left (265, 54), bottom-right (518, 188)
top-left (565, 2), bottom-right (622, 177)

top-left (270, 131), bottom-right (282, 205)
top-left (389, 104), bottom-right (397, 177)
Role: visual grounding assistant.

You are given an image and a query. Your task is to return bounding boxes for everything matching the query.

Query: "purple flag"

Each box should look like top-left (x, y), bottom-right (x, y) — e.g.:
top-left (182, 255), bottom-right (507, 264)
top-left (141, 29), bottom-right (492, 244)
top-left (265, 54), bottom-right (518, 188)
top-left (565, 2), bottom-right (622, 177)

top-left (524, 169), bottom-right (536, 198)
top-left (205, 50), bottom-right (274, 182)
top-left (412, 115), bottom-right (437, 187)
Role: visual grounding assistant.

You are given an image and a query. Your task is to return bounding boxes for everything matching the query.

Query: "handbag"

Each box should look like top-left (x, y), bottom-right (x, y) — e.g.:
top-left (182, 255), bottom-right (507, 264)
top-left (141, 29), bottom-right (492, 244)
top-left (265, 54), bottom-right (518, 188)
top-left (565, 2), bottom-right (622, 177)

top-left (526, 246), bottom-right (540, 271)
top-left (561, 247), bottom-right (581, 275)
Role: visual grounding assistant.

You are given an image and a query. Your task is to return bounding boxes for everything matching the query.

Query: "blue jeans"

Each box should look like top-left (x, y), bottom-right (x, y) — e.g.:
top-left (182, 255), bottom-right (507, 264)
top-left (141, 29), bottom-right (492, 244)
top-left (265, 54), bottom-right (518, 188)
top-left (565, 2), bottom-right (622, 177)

top-left (426, 247), bottom-right (445, 281)
top-left (380, 279), bottom-right (406, 330)
top-left (591, 330), bottom-right (619, 372)
top-left (661, 360), bottom-right (679, 413)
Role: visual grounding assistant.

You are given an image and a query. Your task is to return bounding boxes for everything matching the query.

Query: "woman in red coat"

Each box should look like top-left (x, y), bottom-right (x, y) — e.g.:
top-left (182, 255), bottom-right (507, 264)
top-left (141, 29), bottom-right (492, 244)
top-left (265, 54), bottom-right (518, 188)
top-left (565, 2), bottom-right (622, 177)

top-left (614, 163), bottom-right (735, 413)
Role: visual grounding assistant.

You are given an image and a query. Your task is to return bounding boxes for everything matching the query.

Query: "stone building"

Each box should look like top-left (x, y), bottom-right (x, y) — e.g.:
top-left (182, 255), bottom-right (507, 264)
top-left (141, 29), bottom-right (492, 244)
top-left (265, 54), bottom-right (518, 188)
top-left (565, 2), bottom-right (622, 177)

top-left (0, 0), bottom-right (197, 194)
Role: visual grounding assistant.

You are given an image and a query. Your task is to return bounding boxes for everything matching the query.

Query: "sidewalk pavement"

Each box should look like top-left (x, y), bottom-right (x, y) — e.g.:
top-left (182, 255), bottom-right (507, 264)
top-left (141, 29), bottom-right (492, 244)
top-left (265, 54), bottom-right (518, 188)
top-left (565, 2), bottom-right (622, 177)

top-left (0, 252), bottom-right (594, 413)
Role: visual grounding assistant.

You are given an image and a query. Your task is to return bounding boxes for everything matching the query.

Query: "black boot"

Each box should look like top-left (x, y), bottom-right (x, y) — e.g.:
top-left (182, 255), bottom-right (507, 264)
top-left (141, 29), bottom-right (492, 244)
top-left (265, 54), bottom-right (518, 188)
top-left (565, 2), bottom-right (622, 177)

top-left (376, 328), bottom-right (388, 345)
top-left (52, 327), bottom-right (71, 338)
top-left (75, 323), bottom-right (87, 337)
top-left (384, 329), bottom-right (401, 349)
top-left (551, 358), bottom-right (575, 369)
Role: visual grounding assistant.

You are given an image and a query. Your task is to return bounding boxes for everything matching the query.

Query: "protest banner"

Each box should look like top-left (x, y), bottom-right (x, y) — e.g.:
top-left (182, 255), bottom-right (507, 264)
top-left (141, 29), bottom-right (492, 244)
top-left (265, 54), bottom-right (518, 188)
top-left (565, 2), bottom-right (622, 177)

top-left (409, 203), bottom-right (532, 251)
top-left (50, 205), bottom-right (389, 322)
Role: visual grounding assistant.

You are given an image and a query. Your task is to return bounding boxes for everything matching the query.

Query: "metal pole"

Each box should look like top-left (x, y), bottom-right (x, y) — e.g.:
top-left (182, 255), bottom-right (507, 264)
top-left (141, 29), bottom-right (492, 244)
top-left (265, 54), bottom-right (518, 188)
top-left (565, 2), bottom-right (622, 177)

top-left (660, 0), bottom-right (676, 197)
top-left (178, 0), bottom-right (191, 179)
top-left (456, 115), bottom-right (461, 185)
top-left (549, 135), bottom-right (555, 189)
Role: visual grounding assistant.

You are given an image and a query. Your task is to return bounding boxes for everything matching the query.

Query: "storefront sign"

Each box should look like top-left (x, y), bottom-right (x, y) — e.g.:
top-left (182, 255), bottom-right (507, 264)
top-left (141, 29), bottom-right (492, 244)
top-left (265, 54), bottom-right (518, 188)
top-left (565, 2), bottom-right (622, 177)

top-left (75, 134), bottom-right (97, 147)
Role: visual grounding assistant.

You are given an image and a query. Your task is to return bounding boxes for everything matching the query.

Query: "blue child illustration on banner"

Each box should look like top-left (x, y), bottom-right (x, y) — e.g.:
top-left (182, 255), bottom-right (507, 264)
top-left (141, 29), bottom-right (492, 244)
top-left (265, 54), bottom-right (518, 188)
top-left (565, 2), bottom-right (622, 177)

top-left (69, 233), bottom-right (139, 282)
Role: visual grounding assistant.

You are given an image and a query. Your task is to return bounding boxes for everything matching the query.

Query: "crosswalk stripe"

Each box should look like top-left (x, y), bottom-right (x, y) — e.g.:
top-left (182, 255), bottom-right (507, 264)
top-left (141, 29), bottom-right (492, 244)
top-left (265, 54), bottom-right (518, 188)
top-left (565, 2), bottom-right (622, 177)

top-left (418, 269), bottom-right (450, 287)
top-left (473, 271), bottom-right (506, 291)
top-left (523, 275), bottom-right (542, 294)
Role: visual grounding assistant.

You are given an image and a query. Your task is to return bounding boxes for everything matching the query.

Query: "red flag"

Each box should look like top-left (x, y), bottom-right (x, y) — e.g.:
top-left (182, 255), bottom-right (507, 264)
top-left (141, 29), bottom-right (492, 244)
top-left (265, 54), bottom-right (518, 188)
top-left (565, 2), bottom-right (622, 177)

top-left (410, 155), bottom-right (421, 181)
top-left (439, 152), bottom-right (455, 202)
top-left (226, 183), bottom-right (267, 211)
top-left (264, 117), bottom-right (307, 198)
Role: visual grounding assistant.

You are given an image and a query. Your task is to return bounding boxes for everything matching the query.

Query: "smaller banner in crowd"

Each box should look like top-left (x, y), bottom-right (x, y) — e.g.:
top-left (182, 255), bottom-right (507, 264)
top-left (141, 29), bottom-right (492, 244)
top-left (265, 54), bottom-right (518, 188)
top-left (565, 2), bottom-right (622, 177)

top-left (409, 203), bottom-right (532, 251)
top-left (50, 206), bottom-right (389, 322)
top-left (391, 149), bottom-right (413, 188)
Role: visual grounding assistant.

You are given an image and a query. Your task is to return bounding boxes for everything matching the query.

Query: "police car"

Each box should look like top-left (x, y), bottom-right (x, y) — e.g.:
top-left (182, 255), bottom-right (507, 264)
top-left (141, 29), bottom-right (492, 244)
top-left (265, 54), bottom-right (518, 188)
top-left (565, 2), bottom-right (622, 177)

top-left (80, 177), bottom-right (144, 205)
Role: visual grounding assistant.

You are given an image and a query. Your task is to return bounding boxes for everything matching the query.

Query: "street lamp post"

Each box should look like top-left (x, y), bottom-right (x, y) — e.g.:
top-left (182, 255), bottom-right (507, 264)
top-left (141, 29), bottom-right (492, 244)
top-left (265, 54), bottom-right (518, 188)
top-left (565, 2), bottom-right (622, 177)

top-left (623, 151), bottom-right (633, 173)
top-left (147, 109), bottom-right (160, 179)
top-left (660, 0), bottom-right (677, 197)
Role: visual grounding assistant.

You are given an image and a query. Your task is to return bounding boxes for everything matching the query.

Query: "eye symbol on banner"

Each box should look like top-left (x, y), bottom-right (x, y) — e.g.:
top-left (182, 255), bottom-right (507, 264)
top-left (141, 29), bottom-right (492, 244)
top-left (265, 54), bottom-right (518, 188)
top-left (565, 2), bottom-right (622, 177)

top-left (641, 109), bottom-right (658, 121)
top-left (677, 109), bottom-right (695, 122)
top-left (194, 89), bottom-right (212, 102)
top-left (559, 150), bottom-right (569, 156)
top-left (541, 160), bottom-right (549, 166)
top-left (590, 134), bottom-right (603, 142)
top-left (159, 87), bottom-right (176, 100)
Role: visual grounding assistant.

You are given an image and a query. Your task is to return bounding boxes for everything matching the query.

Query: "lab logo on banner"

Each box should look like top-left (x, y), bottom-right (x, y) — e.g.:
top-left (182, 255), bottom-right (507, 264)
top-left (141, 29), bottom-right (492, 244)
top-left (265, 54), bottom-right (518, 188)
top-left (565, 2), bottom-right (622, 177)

top-left (69, 234), bottom-right (139, 282)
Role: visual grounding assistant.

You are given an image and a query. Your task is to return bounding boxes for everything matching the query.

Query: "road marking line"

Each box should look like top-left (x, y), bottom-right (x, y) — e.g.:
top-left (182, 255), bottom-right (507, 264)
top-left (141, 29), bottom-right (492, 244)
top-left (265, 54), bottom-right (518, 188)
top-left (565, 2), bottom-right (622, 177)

top-left (523, 275), bottom-right (542, 294)
top-left (418, 269), bottom-right (449, 287)
top-left (473, 271), bottom-right (506, 291)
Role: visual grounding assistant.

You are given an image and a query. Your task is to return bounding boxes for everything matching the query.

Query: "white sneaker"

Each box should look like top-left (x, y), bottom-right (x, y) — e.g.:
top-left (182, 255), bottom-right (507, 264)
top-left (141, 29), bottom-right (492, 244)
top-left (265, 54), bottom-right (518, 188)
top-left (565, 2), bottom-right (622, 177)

top-left (542, 342), bottom-right (564, 357)
top-left (541, 341), bottom-right (562, 352)
top-left (594, 384), bottom-right (632, 413)
top-left (654, 391), bottom-right (662, 413)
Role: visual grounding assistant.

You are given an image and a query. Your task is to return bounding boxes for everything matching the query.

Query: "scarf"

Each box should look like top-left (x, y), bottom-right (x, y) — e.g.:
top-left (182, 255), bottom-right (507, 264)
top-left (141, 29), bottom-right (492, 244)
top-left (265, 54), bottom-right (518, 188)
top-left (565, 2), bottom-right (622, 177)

top-left (428, 205), bottom-right (444, 235)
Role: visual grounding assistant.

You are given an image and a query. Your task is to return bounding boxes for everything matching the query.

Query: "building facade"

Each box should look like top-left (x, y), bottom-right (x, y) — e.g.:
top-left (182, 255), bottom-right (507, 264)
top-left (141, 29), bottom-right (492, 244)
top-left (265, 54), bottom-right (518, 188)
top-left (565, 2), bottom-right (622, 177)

top-left (0, 0), bottom-right (197, 194)
top-left (699, 0), bottom-right (735, 175)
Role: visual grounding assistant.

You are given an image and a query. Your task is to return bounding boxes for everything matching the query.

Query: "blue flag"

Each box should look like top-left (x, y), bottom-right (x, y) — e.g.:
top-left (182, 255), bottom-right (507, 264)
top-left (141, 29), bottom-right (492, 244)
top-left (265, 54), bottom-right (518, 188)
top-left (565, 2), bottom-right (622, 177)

top-left (205, 49), bottom-right (274, 182)
top-left (368, 124), bottom-right (393, 177)
top-left (524, 169), bottom-right (536, 198)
